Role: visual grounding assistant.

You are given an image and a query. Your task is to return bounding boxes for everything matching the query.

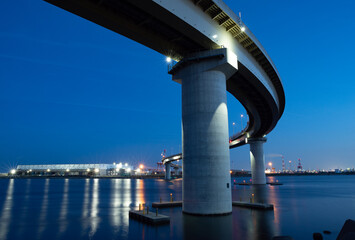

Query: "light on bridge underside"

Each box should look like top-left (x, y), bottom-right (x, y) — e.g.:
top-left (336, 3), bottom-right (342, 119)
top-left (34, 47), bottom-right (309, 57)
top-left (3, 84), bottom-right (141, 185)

top-left (241, 26), bottom-right (246, 32)
top-left (212, 34), bottom-right (218, 39)
top-left (166, 57), bottom-right (172, 63)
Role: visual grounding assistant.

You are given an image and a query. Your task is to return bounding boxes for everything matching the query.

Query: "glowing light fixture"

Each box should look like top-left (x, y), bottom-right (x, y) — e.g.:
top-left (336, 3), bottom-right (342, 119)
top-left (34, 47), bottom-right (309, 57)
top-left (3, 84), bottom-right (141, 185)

top-left (212, 34), bottom-right (218, 39)
top-left (87, 168), bottom-right (90, 172)
top-left (10, 169), bottom-right (16, 174)
top-left (166, 57), bottom-right (172, 63)
top-left (117, 163), bottom-right (122, 170)
top-left (66, 169), bottom-right (70, 172)
top-left (47, 169), bottom-right (50, 172)
top-left (94, 168), bottom-right (99, 173)
top-left (126, 168), bottom-right (131, 173)
top-left (241, 26), bottom-right (246, 32)
top-left (139, 164), bottom-right (144, 169)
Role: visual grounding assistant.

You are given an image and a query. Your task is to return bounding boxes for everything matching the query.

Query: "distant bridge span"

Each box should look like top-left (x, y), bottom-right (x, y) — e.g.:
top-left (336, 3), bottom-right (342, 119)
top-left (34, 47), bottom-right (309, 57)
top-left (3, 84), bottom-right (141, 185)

top-left (45, 0), bottom-right (285, 215)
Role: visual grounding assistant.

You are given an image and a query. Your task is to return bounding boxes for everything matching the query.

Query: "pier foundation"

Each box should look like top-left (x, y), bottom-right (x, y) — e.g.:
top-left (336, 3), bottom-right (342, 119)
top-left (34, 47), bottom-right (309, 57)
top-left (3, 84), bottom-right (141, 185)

top-left (248, 138), bottom-right (267, 184)
top-left (170, 48), bottom-right (237, 215)
top-left (165, 162), bottom-right (171, 180)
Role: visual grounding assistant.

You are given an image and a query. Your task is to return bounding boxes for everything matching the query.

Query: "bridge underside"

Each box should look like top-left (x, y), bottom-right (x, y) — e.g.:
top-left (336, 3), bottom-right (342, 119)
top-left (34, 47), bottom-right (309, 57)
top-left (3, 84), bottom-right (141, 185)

top-left (44, 0), bottom-right (284, 214)
top-left (44, 0), bottom-right (217, 60)
top-left (44, 0), bottom-right (283, 142)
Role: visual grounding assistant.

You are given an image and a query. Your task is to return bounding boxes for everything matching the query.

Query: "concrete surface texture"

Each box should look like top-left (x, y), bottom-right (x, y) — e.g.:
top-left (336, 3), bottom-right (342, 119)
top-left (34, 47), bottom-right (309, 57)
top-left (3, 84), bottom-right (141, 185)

top-left (249, 138), bottom-right (267, 184)
top-left (175, 50), bottom-right (236, 215)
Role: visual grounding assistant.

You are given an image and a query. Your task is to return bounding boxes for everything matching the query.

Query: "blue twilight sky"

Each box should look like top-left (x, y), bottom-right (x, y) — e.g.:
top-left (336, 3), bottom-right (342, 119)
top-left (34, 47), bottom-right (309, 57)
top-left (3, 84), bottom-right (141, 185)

top-left (0, 0), bottom-right (354, 172)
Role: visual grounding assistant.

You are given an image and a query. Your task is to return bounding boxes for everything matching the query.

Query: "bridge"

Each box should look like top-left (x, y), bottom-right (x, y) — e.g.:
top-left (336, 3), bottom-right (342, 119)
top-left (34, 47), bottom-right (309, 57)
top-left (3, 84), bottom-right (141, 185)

top-left (44, 0), bottom-right (285, 215)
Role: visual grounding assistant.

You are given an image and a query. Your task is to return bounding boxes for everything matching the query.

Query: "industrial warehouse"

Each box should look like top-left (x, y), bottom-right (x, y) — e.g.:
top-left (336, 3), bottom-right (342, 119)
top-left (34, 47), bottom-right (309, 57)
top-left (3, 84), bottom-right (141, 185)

top-left (11, 163), bottom-right (135, 177)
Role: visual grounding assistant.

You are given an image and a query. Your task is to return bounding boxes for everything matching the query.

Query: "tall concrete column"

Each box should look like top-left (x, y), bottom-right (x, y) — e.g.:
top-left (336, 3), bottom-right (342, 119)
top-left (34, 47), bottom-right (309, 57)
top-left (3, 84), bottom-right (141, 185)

top-left (248, 138), bottom-right (267, 184)
top-left (165, 162), bottom-right (171, 180)
top-left (171, 49), bottom-right (238, 215)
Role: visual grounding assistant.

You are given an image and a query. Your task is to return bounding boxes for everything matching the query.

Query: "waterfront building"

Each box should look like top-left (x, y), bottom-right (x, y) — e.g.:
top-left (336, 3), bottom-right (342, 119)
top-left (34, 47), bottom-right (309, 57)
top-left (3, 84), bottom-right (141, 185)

top-left (12, 163), bottom-right (134, 176)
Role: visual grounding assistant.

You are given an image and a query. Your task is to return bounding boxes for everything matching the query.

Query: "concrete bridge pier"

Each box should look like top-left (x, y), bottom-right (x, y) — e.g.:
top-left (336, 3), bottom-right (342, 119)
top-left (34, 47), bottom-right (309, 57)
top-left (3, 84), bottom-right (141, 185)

top-left (171, 48), bottom-right (237, 215)
top-left (248, 138), bottom-right (267, 184)
top-left (165, 162), bottom-right (171, 180)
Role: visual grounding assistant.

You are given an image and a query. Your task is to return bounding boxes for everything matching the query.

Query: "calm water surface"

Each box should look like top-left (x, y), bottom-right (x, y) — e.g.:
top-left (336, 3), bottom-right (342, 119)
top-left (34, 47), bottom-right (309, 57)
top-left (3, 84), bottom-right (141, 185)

top-left (0, 175), bottom-right (354, 240)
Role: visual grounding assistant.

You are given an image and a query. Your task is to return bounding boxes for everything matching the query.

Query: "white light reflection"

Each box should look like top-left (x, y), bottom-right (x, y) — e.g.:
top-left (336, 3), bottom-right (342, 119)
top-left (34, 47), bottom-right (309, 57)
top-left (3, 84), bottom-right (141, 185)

top-left (0, 179), bottom-right (14, 240)
top-left (16, 179), bottom-right (31, 238)
top-left (110, 179), bottom-right (131, 236)
top-left (81, 179), bottom-right (90, 236)
top-left (111, 179), bottom-right (120, 230)
top-left (37, 179), bottom-right (50, 238)
top-left (59, 179), bottom-right (69, 234)
top-left (123, 179), bottom-right (131, 208)
top-left (89, 179), bottom-right (100, 238)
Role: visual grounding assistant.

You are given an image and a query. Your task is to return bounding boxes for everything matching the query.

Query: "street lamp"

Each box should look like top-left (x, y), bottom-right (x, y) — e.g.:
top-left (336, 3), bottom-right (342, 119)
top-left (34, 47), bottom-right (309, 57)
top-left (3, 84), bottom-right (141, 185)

top-left (268, 162), bottom-right (272, 171)
top-left (232, 122), bottom-right (236, 135)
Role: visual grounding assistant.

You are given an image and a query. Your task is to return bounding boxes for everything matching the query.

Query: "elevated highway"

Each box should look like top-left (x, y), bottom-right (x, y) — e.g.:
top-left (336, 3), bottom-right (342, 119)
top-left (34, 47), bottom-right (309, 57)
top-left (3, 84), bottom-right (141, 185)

top-left (44, 0), bottom-right (285, 215)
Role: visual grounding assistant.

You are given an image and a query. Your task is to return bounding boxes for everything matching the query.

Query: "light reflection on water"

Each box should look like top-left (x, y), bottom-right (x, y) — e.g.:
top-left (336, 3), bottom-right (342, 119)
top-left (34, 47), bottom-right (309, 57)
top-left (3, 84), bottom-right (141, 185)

top-left (110, 179), bottom-right (131, 237)
top-left (81, 178), bottom-right (90, 236)
top-left (0, 176), bottom-right (354, 240)
top-left (136, 179), bottom-right (145, 207)
top-left (89, 179), bottom-right (100, 238)
top-left (37, 178), bottom-right (49, 238)
top-left (0, 179), bottom-right (14, 240)
top-left (59, 179), bottom-right (69, 234)
top-left (15, 179), bottom-right (31, 239)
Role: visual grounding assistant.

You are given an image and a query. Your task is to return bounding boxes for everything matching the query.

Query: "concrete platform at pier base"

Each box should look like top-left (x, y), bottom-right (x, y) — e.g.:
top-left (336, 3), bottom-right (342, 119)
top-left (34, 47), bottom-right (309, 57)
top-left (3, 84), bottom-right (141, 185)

top-left (129, 210), bottom-right (170, 224)
top-left (236, 183), bottom-right (252, 185)
top-left (232, 201), bottom-right (274, 210)
top-left (268, 182), bottom-right (283, 185)
top-left (152, 201), bottom-right (182, 208)
top-left (235, 182), bottom-right (283, 186)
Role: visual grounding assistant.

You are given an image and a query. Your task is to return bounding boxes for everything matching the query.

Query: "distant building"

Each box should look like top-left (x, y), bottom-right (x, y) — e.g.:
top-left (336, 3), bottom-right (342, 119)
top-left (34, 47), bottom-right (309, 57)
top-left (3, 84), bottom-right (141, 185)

top-left (12, 163), bottom-right (134, 176)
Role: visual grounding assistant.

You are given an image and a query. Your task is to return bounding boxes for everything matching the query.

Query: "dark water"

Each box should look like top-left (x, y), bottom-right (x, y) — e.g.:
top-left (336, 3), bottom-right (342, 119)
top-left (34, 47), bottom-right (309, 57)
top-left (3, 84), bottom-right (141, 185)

top-left (0, 175), bottom-right (354, 240)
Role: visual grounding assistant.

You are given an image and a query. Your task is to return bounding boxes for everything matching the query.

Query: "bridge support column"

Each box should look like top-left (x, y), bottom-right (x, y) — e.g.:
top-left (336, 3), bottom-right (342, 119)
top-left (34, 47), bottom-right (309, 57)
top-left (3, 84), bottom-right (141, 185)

top-left (165, 162), bottom-right (171, 180)
top-left (170, 49), bottom-right (237, 215)
top-left (248, 138), bottom-right (267, 184)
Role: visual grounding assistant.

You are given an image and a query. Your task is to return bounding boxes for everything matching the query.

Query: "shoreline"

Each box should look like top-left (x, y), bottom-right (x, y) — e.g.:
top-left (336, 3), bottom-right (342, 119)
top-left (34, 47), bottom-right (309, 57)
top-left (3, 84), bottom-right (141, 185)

top-left (1, 172), bottom-right (354, 179)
